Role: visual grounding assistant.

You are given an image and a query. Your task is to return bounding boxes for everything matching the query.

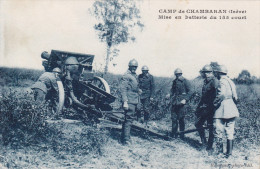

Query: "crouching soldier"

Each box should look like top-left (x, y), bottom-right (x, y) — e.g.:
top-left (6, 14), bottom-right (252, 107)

top-left (138, 65), bottom-right (155, 125)
top-left (213, 65), bottom-right (239, 158)
top-left (195, 65), bottom-right (218, 151)
top-left (120, 59), bottom-right (140, 145)
top-left (170, 68), bottom-right (191, 139)
top-left (31, 67), bottom-right (64, 115)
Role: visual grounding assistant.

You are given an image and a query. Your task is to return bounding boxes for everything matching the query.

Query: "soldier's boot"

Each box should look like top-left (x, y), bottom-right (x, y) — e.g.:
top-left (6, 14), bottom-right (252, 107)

top-left (143, 112), bottom-right (149, 127)
top-left (139, 111), bottom-right (145, 124)
top-left (207, 126), bottom-right (214, 151)
top-left (200, 136), bottom-right (207, 150)
top-left (121, 121), bottom-right (132, 145)
top-left (198, 129), bottom-right (207, 147)
top-left (136, 111), bottom-right (142, 123)
top-left (206, 135), bottom-right (214, 151)
top-left (171, 120), bottom-right (178, 138)
top-left (179, 118), bottom-right (185, 140)
top-left (225, 139), bottom-right (233, 158)
top-left (121, 122), bottom-right (126, 144)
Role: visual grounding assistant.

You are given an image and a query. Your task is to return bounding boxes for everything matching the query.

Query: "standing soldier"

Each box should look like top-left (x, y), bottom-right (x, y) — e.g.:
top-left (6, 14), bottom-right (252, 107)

top-left (120, 59), bottom-right (140, 145)
top-left (170, 68), bottom-right (191, 139)
top-left (138, 65), bottom-right (155, 125)
top-left (195, 65), bottom-right (219, 151)
top-left (213, 65), bottom-right (239, 158)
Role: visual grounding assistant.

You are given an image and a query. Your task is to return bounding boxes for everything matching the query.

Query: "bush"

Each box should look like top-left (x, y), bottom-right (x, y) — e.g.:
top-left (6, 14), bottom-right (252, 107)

top-left (0, 87), bottom-right (109, 159)
top-left (235, 84), bottom-right (260, 147)
top-left (0, 88), bottom-right (54, 147)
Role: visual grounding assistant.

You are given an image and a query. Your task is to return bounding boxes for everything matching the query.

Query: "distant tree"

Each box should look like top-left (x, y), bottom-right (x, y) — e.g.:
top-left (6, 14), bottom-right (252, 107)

top-left (236, 70), bottom-right (253, 84)
top-left (90, 0), bottom-right (144, 74)
top-left (238, 70), bottom-right (251, 79)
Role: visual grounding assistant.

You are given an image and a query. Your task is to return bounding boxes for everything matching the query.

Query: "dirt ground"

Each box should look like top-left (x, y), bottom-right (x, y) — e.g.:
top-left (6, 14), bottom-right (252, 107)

top-left (0, 119), bottom-right (259, 169)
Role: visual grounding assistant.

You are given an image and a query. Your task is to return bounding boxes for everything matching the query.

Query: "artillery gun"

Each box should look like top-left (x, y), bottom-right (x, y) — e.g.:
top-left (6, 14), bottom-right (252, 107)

top-left (41, 50), bottom-right (209, 140)
top-left (41, 50), bottom-right (116, 120)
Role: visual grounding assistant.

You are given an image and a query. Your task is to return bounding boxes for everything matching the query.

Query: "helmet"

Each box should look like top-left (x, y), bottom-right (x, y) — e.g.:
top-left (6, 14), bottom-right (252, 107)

top-left (52, 67), bottom-right (61, 73)
top-left (216, 65), bottom-right (228, 74)
top-left (141, 65), bottom-right (149, 71)
top-left (128, 59), bottom-right (138, 67)
top-left (174, 68), bottom-right (182, 75)
top-left (201, 65), bottom-right (213, 72)
top-left (65, 57), bottom-right (79, 65)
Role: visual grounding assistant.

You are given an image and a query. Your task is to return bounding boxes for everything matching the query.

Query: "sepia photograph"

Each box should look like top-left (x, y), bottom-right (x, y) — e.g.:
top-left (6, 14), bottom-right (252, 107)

top-left (0, 0), bottom-right (259, 168)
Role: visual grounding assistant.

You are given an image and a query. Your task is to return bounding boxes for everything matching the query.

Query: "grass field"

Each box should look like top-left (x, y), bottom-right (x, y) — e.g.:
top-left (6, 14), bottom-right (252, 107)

top-left (0, 67), bottom-right (259, 168)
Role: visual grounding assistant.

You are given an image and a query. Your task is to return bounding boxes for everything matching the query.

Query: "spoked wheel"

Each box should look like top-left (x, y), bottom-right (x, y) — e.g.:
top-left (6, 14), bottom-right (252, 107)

top-left (91, 76), bottom-right (111, 94)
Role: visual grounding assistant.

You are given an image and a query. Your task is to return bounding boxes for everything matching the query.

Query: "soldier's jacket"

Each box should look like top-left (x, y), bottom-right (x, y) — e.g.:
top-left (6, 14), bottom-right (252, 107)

top-left (120, 70), bottom-right (139, 104)
top-left (197, 76), bottom-right (219, 109)
top-left (214, 75), bottom-right (239, 119)
top-left (170, 76), bottom-right (191, 106)
top-left (31, 72), bottom-right (59, 94)
top-left (138, 73), bottom-right (155, 99)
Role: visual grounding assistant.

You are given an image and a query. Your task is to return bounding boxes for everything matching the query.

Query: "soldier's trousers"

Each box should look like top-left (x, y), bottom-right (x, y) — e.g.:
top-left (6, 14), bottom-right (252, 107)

top-left (171, 105), bottom-right (186, 138)
top-left (195, 112), bottom-right (214, 148)
top-left (172, 117), bottom-right (185, 138)
top-left (121, 104), bottom-right (137, 143)
top-left (137, 98), bottom-right (150, 122)
top-left (32, 88), bottom-right (46, 103)
top-left (213, 118), bottom-right (236, 140)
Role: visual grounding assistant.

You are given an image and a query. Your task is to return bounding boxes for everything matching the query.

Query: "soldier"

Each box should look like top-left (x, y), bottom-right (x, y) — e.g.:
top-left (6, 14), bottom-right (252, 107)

top-left (120, 59), bottom-right (140, 145)
top-left (63, 56), bottom-right (81, 96)
top-left (137, 65), bottom-right (155, 124)
top-left (31, 67), bottom-right (62, 114)
top-left (64, 56), bottom-right (80, 80)
top-left (31, 67), bottom-right (61, 102)
top-left (170, 68), bottom-right (191, 139)
top-left (213, 65), bottom-right (239, 158)
top-left (195, 65), bottom-right (218, 151)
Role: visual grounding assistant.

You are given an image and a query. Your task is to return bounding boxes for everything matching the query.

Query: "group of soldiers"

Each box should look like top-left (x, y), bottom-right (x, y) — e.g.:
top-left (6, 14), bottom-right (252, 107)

top-left (31, 56), bottom-right (239, 159)
top-left (120, 59), bottom-right (239, 158)
top-left (31, 55), bottom-right (80, 116)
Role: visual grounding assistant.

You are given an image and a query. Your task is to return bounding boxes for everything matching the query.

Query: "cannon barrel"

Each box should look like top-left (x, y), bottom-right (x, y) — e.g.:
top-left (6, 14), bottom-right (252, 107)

top-left (41, 51), bottom-right (50, 60)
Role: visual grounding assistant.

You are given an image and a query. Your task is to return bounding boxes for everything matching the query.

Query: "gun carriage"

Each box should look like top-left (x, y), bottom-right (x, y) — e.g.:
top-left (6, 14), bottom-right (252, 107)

top-left (41, 50), bottom-right (209, 140)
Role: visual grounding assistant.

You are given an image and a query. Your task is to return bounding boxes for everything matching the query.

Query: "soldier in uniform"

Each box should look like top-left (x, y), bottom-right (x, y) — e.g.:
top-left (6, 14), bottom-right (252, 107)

top-left (213, 65), bottom-right (239, 158)
top-left (31, 67), bottom-right (62, 103)
top-left (64, 57), bottom-right (80, 80)
top-left (195, 65), bottom-right (219, 151)
top-left (120, 59), bottom-right (140, 145)
top-left (170, 68), bottom-right (191, 139)
top-left (137, 65), bottom-right (155, 124)
top-left (63, 56), bottom-right (81, 96)
top-left (31, 67), bottom-right (63, 118)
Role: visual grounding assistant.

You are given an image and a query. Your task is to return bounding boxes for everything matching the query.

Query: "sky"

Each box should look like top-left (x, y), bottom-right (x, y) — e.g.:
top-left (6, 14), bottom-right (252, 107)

top-left (0, 0), bottom-right (259, 79)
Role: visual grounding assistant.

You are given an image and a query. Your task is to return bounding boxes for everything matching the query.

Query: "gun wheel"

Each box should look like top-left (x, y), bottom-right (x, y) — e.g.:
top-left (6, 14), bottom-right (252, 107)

top-left (91, 76), bottom-right (111, 94)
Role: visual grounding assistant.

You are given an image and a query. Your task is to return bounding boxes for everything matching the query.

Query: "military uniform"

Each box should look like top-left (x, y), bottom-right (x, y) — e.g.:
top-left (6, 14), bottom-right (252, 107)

top-left (195, 76), bottom-right (218, 149)
top-left (212, 65), bottom-right (239, 158)
top-left (170, 76), bottom-right (191, 138)
top-left (138, 72), bottom-right (155, 122)
top-left (213, 75), bottom-right (239, 155)
top-left (120, 69), bottom-right (139, 143)
top-left (31, 72), bottom-right (60, 103)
